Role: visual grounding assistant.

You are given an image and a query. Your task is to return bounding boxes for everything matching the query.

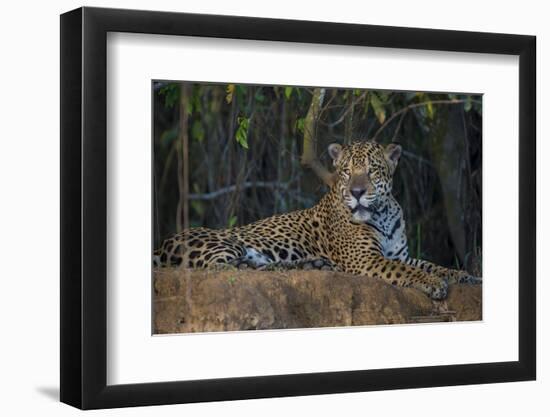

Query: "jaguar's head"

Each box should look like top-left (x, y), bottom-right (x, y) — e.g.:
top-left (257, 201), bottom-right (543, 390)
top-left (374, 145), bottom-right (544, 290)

top-left (328, 141), bottom-right (401, 223)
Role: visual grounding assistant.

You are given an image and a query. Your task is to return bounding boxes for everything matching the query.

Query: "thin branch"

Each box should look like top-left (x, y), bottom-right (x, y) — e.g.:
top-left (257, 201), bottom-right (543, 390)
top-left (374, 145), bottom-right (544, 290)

top-left (391, 109), bottom-right (408, 143)
top-left (402, 150), bottom-right (433, 167)
top-left (188, 181), bottom-right (291, 201)
top-left (325, 91), bottom-right (368, 128)
top-left (372, 99), bottom-right (479, 141)
top-left (175, 84), bottom-right (190, 233)
top-left (158, 140), bottom-right (177, 195)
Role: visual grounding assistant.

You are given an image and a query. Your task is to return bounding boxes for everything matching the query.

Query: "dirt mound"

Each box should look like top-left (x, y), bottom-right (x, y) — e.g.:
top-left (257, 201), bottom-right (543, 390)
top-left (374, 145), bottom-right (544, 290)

top-left (153, 269), bottom-right (482, 334)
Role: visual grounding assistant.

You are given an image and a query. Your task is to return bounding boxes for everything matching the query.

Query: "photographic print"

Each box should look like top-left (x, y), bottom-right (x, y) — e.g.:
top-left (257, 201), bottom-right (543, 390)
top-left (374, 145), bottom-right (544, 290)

top-left (152, 82), bottom-right (482, 334)
top-left (60, 9), bottom-right (535, 407)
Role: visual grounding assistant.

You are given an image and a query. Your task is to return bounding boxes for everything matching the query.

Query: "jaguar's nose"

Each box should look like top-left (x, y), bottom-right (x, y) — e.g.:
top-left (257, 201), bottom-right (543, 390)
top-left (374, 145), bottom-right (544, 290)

top-left (350, 188), bottom-right (366, 200)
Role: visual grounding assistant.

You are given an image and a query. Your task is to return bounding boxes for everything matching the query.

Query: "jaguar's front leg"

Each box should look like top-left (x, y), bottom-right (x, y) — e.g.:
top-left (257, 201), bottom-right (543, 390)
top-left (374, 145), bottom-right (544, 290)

top-left (405, 258), bottom-right (482, 285)
top-left (363, 253), bottom-right (449, 300)
top-left (230, 247), bottom-right (274, 269)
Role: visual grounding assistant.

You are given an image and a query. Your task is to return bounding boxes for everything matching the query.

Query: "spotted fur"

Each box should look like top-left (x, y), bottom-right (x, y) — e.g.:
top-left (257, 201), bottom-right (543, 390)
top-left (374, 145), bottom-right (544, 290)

top-left (154, 141), bottom-right (481, 299)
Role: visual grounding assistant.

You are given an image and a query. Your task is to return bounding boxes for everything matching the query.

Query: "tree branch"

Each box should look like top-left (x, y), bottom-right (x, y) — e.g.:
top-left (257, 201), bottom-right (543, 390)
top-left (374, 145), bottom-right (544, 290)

top-left (175, 83), bottom-right (191, 233)
top-left (372, 99), bottom-right (478, 142)
top-left (300, 88), bottom-right (336, 186)
top-left (325, 91), bottom-right (368, 128)
top-left (188, 181), bottom-right (290, 201)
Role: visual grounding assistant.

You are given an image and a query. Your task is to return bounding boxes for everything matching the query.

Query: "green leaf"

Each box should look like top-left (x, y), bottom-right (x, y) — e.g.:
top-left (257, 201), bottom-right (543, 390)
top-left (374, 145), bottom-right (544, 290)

top-left (227, 216), bottom-right (238, 228)
top-left (191, 120), bottom-right (205, 142)
top-left (158, 84), bottom-right (180, 108)
top-left (254, 89), bottom-right (265, 103)
top-left (284, 86), bottom-right (293, 100)
top-left (464, 96), bottom-right (473, 112)
top-left (235, 116), bottom-right (250, 149)
top-left (426, 101), bottom-right (434, 119)
top-left (159, 128), bottom-right (178, 147)
top-left (295, 117), bottom-right (305, 134)
top-left (370, 93), bottom-right (386, 124)
top-left (225, 84), bottom-right (235, 104)
top-left (190, 87), bottom-right (202, 114)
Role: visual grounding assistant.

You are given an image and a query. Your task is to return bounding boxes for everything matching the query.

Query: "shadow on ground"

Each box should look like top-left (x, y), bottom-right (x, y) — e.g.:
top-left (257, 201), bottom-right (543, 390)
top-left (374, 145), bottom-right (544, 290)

top-left (36, 386), bottom-right (59, 401)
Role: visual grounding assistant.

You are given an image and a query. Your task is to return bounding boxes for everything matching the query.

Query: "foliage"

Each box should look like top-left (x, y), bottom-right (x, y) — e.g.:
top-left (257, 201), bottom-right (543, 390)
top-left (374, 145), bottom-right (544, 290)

top-left (154, 81), bottom-right (482, 273)
top-left (235, 116), bottom-right (250, 149)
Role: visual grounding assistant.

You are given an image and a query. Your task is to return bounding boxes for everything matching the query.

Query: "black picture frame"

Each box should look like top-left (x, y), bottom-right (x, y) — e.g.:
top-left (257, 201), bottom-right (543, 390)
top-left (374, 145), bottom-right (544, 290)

top-left (60, 6), bottom-right (536, 410)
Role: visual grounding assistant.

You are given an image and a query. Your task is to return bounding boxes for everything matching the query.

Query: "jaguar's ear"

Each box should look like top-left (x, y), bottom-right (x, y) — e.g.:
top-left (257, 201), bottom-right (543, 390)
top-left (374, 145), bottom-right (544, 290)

top-left (384, 143), bottom-right (402, 167)
top-left (328, 143), bottom-right (343, 162)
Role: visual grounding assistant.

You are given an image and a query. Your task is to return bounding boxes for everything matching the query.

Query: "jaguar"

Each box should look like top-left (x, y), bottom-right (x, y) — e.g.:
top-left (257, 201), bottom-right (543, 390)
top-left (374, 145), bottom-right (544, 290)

top-left (153, 141), bottom-right (481, 299)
